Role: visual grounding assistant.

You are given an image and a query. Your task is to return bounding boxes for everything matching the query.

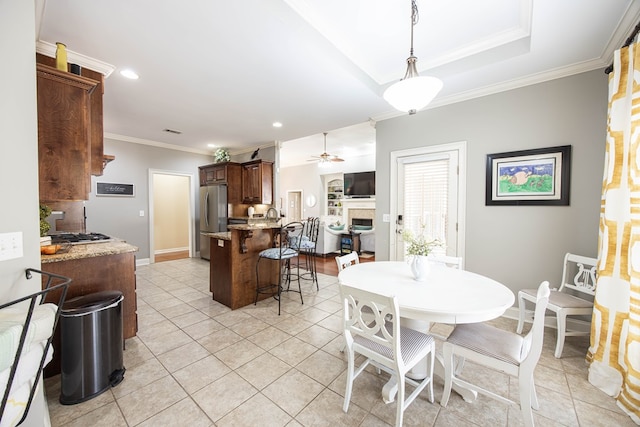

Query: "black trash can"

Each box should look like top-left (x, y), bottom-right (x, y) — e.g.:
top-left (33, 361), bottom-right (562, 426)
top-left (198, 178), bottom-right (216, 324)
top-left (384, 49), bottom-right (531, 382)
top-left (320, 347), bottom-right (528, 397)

top-left (59, 290), bottom-right (126, 405)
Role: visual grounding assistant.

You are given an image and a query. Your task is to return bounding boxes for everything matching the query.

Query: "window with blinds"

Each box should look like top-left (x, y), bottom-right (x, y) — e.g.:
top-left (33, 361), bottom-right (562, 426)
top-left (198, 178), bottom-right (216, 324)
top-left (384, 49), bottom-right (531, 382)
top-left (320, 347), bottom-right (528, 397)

top-left (403, 157), bottom-right (450, 253)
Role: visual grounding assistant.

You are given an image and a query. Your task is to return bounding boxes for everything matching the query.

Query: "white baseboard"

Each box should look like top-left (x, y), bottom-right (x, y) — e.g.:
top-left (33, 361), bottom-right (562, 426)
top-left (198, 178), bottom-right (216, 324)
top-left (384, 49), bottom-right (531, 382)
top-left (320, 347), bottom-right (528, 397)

top-left (136, 258), bottom-right (150, 266)
top-left (154, 247), bottom-right (189, 255)
top-left (503, 307), bottom-right (590, 333)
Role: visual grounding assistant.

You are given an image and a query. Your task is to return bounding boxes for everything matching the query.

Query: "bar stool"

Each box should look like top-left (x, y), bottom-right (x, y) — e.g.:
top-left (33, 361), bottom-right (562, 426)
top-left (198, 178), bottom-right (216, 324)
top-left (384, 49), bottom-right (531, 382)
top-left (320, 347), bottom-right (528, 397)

top-left (299, 217), bottom-right (320, 290)
top-left (255, 222), bottom-right (304, 315)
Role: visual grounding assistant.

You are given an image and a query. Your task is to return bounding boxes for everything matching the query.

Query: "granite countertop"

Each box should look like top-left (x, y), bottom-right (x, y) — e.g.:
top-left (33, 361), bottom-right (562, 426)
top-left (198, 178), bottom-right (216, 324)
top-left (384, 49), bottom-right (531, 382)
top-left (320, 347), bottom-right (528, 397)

top-left (203, 231), bottom-right (232, 241)
top-left (41, 239), bottom-right (138, 264)
top-left (227, 223), bottom-right (281, 231)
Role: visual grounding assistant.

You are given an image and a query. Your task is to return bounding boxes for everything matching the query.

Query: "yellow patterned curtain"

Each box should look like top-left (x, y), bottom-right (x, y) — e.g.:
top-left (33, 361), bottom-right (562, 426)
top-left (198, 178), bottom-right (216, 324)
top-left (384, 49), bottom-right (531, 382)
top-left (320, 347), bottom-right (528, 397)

top-left (587, 42), bottom-right (640, 424)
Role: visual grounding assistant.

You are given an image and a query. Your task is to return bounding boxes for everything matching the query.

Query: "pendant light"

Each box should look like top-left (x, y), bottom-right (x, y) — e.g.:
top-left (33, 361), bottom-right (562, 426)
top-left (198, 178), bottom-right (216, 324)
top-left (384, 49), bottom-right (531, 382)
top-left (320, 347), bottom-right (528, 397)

top-left (383, 0), bottom-right (443, 115)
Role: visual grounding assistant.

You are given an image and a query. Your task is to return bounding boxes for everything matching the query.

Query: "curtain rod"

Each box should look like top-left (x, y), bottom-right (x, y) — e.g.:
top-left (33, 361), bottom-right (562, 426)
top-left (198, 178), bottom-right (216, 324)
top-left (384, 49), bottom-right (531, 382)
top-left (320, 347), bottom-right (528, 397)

top-left (605, 21), bottom-right (640, 74)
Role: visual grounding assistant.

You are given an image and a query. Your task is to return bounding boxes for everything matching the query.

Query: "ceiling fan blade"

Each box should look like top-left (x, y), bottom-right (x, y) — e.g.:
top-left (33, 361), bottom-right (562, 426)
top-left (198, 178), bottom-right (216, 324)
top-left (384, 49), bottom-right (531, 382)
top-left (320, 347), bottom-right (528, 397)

top-left (331, 157), bottom-right (345, 162)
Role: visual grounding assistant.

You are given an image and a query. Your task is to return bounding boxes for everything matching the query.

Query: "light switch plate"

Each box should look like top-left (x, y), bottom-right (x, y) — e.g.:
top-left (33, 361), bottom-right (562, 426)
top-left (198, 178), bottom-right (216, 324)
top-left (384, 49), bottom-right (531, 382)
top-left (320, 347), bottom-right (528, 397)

top-left (383, 214), bottom-right (390, 222)
top-left (0, 232), bottom-right (23, 261)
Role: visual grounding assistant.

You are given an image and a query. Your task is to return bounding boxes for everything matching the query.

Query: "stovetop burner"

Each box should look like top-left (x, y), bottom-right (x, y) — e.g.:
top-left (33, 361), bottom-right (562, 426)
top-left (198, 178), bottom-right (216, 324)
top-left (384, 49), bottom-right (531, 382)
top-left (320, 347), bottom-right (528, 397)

top-left (51, 232), bottom-right (111, 244)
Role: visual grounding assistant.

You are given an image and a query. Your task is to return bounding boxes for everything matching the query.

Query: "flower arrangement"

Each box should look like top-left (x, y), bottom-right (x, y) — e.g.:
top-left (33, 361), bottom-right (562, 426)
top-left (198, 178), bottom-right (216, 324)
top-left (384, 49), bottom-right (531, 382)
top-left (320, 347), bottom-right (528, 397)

top-left (214, 148), bottom-right (230, 163)
top-left (40, 203), bottom-right (52, 237)
top-left (402, 229), bottom-right (443, 256)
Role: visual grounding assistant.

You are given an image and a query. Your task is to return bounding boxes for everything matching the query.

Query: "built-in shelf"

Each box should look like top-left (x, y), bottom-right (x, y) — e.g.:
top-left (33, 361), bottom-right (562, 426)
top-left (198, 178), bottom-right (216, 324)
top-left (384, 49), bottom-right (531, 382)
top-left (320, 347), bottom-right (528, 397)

top-left (327, 178), bottom-right (344, 217)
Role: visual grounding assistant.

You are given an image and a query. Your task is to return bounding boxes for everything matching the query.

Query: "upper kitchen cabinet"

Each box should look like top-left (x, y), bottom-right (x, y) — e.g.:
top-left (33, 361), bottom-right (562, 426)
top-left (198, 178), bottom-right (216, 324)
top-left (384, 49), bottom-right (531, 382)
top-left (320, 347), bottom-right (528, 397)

top-left (242, 160), bottom-right (273, 205)
top-left (37, 63), bottom-right (98, 201)
top-left (199, 162), bottom-right (242, 203)
top-left (36, 54), bottom-right (110, 178)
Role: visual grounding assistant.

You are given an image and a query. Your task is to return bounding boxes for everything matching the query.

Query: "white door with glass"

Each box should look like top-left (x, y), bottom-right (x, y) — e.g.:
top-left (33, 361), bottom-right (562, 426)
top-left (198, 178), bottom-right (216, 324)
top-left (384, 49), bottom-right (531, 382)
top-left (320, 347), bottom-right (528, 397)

top-left (390, 142), bottom-right (466, 261)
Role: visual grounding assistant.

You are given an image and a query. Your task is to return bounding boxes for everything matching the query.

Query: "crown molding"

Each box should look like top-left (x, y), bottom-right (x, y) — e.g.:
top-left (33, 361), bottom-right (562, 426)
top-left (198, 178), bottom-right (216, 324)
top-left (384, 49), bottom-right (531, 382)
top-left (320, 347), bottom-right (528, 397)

top-left (104, 133), bottom-right (213, 156)
top-left (36, 40), bottom-right (115, 77)
top-left (600, 0), bottom-right (640, 68)
top-left (371, 57), bottom-right (608, 122)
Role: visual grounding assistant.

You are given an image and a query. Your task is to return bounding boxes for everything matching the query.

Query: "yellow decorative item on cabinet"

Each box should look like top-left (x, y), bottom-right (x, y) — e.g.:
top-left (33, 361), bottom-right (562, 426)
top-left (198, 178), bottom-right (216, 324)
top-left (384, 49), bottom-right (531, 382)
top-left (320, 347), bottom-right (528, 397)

top-left (55, 42), bottom-right (67, 71)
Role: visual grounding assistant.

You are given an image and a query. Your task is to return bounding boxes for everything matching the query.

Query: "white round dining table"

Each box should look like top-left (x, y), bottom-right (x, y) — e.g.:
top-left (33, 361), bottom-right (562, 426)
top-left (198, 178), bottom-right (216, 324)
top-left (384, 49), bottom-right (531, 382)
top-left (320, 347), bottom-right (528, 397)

top-left (338, 261), bottom-right (515, 324)
top-left (338, 260), bottom-right (516, 403)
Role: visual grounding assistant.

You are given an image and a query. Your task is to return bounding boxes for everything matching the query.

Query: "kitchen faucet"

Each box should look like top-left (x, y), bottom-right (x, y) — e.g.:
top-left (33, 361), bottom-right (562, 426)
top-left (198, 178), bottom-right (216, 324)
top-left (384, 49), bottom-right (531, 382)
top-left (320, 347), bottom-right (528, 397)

top-left (266, 207), bottom-right (279, 222)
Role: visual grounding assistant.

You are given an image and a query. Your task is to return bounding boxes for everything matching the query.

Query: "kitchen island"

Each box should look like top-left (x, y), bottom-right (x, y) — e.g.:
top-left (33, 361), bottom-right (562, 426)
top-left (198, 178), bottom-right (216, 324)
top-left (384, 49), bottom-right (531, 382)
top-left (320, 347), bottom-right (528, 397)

top-left (41, 239), bottom-right (138, 376)
top-left (206, 223), bottom-right (282, 309)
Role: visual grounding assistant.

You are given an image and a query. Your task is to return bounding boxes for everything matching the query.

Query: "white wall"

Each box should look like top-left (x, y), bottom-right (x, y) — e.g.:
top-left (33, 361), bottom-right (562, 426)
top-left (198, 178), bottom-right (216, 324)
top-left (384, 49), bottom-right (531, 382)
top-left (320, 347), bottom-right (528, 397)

top-left (376, 70), bottom-right (607, 296)
top-left (279, 152), bottom-right (375, 219)
top-left (0, 0), bottom-right (41, 301)
top-left (0, 1), bottom-right (51, 424)
top-left (86, 138), bottom-right (212, 260)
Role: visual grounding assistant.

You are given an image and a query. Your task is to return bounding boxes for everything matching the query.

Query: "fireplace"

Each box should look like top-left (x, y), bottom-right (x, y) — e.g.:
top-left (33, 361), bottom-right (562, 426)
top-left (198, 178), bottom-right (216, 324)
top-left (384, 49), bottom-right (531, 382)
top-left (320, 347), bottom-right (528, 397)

top-left (352, 218), bottom-right (373, 227)
top-left (346, 207), bottom-right (375, 228)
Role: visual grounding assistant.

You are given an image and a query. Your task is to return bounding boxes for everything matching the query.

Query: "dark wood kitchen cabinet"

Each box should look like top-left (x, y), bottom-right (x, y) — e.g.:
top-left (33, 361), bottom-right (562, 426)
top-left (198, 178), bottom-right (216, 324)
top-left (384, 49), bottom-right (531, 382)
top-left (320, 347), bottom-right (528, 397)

top-left (36, 54), bottom-right (111, 203)
top-left (199, 162), bottom-right (242, 203)
top-left (36, 54), bottom-right (110, 178)
top-left (37, 63), bottom-right (98, 201)
top-left (242, 160), bottom-right (273, 204)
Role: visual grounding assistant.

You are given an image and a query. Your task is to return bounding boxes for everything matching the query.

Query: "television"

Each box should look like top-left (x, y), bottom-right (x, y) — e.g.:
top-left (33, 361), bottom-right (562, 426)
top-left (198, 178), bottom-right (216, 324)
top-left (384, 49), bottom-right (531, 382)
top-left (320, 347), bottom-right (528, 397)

top-left (344, 171), bottom-right (375, 197)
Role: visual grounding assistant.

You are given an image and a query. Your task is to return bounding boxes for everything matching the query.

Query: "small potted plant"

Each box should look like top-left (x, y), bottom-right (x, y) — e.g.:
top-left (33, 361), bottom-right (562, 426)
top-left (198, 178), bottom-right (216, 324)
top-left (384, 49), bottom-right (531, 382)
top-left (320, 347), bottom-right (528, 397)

top-left (214, 148), bottom-right (230, 163)
top-left (402, 228), bottom-right (443, 281)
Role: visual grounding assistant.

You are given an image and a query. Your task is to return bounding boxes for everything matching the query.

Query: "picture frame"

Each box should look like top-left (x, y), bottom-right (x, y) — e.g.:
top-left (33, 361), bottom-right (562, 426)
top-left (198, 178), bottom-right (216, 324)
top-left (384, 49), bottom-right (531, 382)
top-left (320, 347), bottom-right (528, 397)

top-left (485, 145), bottom-right (571, 206)
top-left (96, 182), bottom-right (135, 197)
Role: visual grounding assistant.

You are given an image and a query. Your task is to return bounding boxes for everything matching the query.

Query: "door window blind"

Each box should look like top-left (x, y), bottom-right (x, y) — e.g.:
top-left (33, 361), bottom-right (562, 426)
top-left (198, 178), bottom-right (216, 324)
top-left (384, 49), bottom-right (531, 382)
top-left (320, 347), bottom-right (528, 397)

top-left (403, 158), bottom-right (449, 251)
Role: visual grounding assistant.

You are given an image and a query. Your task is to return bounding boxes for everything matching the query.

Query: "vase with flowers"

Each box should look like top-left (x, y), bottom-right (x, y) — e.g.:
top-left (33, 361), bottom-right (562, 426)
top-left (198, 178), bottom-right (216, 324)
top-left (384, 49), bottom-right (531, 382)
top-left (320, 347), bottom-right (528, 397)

top-left (402, 229), bottom-right (443, 281)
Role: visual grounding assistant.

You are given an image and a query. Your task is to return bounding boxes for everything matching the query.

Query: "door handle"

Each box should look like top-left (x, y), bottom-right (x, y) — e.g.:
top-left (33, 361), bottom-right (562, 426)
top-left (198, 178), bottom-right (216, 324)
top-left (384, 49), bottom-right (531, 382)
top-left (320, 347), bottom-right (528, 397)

top-left (204, 192), bottom-right (209, 228)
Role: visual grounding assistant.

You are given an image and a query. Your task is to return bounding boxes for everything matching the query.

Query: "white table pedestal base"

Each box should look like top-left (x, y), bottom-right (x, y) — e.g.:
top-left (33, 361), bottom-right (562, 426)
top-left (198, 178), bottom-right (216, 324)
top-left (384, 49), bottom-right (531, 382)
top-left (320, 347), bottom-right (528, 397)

top-left (379, 318), bottom-right (478, 404)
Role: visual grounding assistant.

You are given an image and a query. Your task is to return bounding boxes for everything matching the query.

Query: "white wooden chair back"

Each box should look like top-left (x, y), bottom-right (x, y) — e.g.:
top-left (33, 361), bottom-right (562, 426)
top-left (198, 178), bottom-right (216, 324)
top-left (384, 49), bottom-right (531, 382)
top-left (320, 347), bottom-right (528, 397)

top-left (340, 285), bottom-right (401, 368)
top-left (558, 253), bottom-right (597, 296)
top-left (340, 283), bottom-right (435, 426)
top-left (428, 254), bottom-right (463, 269)
top-left (521, 281), bottom-right (551, 370)
top-left (335, 252), bottom-right (360, 272)
top-left (442, 281), bottom-right (550, 427)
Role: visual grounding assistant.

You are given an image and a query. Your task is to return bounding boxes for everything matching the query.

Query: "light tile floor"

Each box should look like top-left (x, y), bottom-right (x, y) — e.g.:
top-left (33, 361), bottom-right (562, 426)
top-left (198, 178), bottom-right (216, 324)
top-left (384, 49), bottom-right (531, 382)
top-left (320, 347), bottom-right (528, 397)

top-left (43, 258), bottom-right (635, 426)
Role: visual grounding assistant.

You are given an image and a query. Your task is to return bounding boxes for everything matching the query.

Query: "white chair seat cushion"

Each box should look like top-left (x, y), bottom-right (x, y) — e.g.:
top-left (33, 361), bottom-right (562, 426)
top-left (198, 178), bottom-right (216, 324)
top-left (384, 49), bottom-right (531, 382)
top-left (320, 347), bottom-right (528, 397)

top-left (259, 247), bottom-right (298, 259)
top-left (447, 322), bottom-right (524, 365)
top-left (0, 303), bottom-right (57, 372)
top-left (520, 288), bottom-right (592, 308)
top-left (354, 323), bottom-right (434, 365)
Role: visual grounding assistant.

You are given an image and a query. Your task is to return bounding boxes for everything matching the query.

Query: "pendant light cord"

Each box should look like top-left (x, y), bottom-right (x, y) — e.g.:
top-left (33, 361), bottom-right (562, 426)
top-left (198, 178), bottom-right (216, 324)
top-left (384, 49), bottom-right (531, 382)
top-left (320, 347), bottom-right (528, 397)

top-left (409, 0), bottom-right (419, 57)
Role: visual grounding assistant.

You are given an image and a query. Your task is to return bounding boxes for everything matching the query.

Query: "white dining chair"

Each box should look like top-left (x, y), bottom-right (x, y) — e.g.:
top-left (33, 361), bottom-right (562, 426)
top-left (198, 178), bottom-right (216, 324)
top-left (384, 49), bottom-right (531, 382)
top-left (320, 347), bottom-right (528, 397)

top-left (335, 251), bottom-right (359, 272)
top-left (340, 283), bottom-right (435, 427)
top-left (441, 281), bottom-right (550, 427)
top-left (516, 253), bottom-right (597, 358)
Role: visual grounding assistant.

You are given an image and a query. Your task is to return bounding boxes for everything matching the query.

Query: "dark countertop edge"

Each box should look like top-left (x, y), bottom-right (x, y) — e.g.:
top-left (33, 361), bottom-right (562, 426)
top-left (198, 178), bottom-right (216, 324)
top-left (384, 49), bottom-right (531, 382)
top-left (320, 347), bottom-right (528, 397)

top-left (41, 240), bottom-right (138, 264)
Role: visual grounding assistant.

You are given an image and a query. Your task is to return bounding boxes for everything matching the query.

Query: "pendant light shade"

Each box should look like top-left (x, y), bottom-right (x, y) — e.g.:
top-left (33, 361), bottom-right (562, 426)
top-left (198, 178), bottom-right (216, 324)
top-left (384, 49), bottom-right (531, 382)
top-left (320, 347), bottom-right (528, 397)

top-left (384, 0), bottom-right (443, 115)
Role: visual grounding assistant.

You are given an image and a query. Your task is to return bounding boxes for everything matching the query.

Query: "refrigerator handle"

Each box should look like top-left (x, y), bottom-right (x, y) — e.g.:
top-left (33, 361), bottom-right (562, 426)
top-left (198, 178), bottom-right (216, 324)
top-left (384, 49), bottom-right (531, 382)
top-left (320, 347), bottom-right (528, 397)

top-left (204, 191), bottom-right (209, 228)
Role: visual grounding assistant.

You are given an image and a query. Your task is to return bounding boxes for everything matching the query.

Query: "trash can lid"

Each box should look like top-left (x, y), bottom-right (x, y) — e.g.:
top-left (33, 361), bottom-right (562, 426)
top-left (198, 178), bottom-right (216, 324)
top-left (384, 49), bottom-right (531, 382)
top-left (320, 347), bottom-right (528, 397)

top-left (62, 290), bottom-right (124, 315)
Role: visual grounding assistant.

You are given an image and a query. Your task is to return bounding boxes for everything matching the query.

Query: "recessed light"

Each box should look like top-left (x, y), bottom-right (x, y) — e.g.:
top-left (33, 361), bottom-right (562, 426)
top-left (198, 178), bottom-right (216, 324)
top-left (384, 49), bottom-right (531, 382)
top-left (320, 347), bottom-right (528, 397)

top-left (272, 122), bottom-right (283, 128)
top-left (207, 143), bottom-right (216, 148)
top-left (120, 69), bottom-right (139, 80)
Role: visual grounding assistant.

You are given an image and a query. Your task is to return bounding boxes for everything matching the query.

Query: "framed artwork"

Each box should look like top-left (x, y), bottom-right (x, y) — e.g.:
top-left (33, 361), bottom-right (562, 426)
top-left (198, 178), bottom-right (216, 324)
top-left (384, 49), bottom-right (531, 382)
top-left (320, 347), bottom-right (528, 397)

top-left (485, 145), bottom-right (571, 206)
top-left (96, 182), bottom-right (135, 197)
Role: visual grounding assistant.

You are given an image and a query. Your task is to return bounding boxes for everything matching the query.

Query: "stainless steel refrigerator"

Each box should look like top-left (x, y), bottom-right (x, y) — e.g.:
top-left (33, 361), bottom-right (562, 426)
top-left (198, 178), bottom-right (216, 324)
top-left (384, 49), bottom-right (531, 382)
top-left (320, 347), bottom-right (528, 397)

top-left (199, 185), bottom-right (228, 260)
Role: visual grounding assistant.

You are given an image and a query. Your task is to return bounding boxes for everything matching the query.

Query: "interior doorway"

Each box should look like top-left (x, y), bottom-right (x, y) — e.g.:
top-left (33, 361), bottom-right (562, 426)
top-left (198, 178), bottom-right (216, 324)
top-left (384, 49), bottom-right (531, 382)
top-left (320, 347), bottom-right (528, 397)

top-left (149, 170), bottom-right (195, 263)
top-left (287, 190), bottom-right (303, 223)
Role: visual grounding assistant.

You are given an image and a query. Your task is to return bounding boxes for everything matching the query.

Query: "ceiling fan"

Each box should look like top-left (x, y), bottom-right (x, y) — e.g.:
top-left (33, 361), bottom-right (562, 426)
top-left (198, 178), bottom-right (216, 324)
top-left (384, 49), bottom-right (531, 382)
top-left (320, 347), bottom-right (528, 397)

top-left (308, 132), bottom-right (344, 164)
